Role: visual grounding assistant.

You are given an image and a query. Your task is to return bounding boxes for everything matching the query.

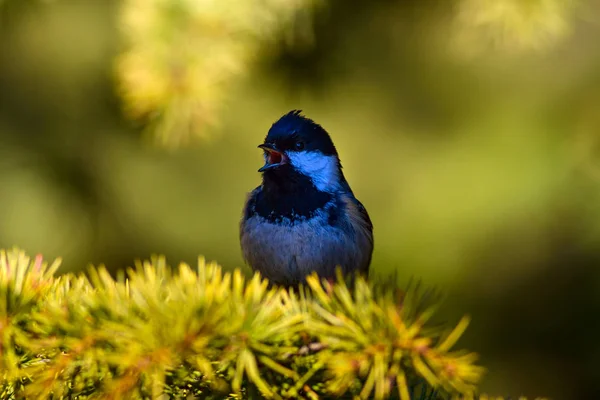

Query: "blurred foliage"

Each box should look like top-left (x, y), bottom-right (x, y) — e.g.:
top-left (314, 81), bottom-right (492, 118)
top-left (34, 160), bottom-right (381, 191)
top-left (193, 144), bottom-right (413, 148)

top-left (1, 0), bottom-right (600, 398)
top-left (0, 247), bottom-right (490, 400)
top-left (450, 0), bottom-right (580, 57)
top-left (115, 0), bottom-right (321, 148)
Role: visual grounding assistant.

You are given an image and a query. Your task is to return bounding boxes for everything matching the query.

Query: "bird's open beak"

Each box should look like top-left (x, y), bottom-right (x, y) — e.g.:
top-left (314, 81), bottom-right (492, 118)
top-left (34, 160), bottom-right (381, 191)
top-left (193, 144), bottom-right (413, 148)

top-left (258, 143), bottom-right (287, 172)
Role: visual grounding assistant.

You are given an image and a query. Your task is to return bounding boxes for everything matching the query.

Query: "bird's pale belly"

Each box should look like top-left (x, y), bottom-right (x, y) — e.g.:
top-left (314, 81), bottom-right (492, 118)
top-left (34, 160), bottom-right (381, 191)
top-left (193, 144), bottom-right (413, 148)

top-left (240, 213), bottom-right (363, 285)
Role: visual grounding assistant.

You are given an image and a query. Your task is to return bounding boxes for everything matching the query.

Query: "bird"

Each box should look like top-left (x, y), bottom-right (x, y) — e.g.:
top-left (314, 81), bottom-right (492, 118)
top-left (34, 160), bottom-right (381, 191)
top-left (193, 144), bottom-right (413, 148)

top-left (240, 110), bottom-right (373, 287)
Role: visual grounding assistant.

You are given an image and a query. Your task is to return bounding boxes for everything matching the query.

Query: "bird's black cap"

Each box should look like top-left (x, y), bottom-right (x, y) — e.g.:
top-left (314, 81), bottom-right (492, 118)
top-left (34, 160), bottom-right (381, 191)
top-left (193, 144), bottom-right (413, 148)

top-left (263, 110), bottom-right (338, 156)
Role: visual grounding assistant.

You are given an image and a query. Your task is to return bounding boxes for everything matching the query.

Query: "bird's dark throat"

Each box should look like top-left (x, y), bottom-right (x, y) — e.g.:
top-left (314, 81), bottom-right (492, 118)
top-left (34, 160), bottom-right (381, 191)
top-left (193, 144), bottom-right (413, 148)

top-left (251, 165), bottom-right (332, 223)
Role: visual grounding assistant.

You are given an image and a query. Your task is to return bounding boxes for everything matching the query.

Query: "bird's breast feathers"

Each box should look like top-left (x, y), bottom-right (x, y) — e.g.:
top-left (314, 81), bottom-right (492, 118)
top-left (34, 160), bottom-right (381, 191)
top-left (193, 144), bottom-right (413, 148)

top-left (240, 189), bottom-right (373, 285)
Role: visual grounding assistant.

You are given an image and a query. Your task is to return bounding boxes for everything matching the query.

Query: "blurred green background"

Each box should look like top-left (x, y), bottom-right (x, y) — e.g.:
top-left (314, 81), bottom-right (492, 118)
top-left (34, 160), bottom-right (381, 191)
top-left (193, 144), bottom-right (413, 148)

top-left (1, 0), bottom-right (600, 398)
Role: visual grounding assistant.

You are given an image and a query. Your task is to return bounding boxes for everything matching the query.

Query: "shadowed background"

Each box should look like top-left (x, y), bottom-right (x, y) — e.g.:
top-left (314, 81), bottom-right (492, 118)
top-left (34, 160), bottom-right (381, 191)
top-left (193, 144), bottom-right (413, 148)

top-left (1, 0), bottom-right (600, 398)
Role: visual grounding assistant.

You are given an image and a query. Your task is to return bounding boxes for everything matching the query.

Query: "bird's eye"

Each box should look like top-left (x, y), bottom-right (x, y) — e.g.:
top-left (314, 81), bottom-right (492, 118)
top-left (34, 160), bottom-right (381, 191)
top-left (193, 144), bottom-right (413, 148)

top-left (295, 141), bottom-right (305, 151)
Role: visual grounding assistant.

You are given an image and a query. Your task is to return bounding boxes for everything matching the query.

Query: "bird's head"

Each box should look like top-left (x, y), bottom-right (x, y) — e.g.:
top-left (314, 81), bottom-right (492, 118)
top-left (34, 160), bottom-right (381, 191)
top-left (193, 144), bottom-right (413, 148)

top-left (258, 110), bottom-right (343, 193)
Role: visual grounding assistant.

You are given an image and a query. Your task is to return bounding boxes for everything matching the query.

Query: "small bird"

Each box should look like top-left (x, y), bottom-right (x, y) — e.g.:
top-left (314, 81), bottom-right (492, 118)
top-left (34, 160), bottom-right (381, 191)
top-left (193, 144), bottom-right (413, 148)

top-left (240, 110), bottom-right (373, 286)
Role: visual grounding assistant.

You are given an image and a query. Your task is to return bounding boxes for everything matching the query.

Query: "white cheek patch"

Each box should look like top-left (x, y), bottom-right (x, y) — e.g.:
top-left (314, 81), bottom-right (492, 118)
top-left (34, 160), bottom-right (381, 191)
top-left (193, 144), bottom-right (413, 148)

top-left (288, 151), bottom-right (340, 192)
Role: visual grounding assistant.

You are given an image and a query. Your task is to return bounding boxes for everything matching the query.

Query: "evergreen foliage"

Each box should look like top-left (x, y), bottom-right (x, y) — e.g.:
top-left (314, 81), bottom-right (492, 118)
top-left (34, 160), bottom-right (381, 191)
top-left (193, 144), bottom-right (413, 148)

top-left (0, 248), bottom-right (545, 399)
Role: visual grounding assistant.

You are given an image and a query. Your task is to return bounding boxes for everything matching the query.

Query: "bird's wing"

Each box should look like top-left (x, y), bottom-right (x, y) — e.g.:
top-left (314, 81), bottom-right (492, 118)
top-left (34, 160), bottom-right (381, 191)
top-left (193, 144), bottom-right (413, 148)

top-left (345, 196), bottom-right (373, 239)
top-left (341, 194), bottom-right (374, 274)
top-left (241, 186), bottom-right (262, 222)
top-left (240, 186), bottom-right (262, 263)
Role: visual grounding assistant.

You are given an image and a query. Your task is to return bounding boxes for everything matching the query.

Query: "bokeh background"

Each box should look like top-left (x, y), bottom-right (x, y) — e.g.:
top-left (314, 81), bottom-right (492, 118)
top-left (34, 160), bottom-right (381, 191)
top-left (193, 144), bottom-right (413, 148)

top-left (2, 0), bottom-right (600, 398)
